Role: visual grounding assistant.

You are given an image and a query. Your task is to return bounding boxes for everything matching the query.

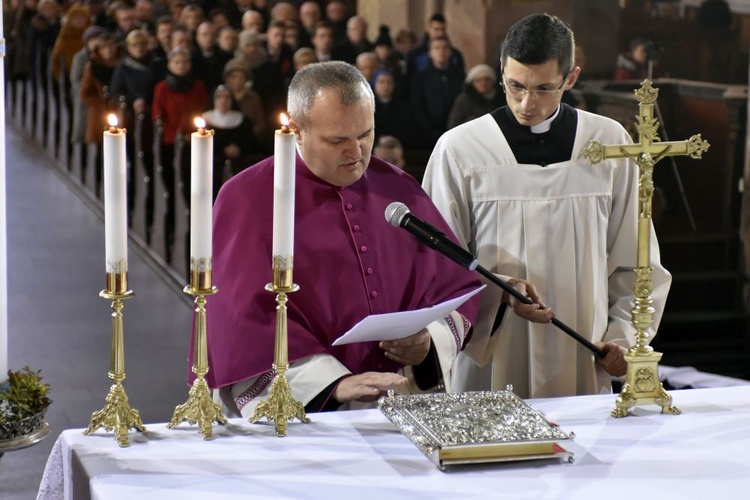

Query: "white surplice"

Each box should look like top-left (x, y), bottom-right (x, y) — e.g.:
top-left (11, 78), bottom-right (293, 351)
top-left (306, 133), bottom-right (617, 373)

top-left (422, 111), bottom-right (672, 398)
top-left (217, 311), bottom-right (470, 417)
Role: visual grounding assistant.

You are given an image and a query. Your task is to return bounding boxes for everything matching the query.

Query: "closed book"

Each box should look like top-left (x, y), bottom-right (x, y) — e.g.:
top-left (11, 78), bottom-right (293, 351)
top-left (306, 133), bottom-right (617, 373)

top-left (378, 389), bottom-right (574, 470)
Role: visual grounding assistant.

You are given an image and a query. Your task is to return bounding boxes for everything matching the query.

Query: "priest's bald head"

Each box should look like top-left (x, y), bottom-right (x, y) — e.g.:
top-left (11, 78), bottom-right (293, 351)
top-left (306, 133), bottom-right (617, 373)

top-left (287, 61), bottom-right (376, 187)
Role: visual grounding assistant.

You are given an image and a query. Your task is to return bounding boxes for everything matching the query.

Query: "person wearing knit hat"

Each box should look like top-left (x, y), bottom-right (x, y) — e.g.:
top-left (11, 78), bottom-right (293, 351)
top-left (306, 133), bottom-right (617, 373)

top-left (374, 25), bottom-right (392, 63)
top-left (464, 63), bottom-right (495, 85)
top-left (51, 4), bottom-right (91, 82)
top-left (373, 25), bottom-right (406, 98)
top-left (69, 25), bottom-right (107, 176)
top-left (83, 25), bottom-right (107, 45)
top-left (222, 57), bottom-right (251, 81)
top-left (374, 25), bottom-right (392, 48)
top-left (447, 63), bottom-right (506, 129)
top-left (222, 57), bottom-right (266, 146)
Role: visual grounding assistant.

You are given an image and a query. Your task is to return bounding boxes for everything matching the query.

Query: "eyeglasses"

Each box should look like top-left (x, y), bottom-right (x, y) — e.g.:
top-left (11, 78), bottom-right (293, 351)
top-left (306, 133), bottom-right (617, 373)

top-left (501, 72), bottom-right (569, 100)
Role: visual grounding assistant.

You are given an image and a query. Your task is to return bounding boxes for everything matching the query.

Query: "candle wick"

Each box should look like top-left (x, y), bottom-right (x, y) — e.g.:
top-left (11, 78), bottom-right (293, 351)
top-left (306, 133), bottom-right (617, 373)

top-left (109, 126), bottom-right (117, 133)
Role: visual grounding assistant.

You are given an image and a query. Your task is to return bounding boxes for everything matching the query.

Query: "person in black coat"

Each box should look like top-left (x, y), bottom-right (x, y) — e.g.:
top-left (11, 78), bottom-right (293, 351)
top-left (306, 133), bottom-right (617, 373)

top-left (406, 13), bottom-right (464, 83)
top-left (111, 30), bottom-right (155, 235)
top-left (332, 15), bottom-right (373, 64)
top-left (192, 21), bottom-right (232, 93)
top-left (409, 36), bottom-right (465, 148)
top-left (372, 69), bottom-right (411, 148)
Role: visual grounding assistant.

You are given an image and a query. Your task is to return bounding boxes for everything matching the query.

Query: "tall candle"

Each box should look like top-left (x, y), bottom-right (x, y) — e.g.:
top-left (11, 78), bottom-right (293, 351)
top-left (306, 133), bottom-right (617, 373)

top-left (103, 114), bottom-right (128, 273)
top-left (190, 118), bottom-right (213, 262)
top-left (272, 114), bottom-right (296, 261)
top-left (0, 8), bottom-right (8, 380)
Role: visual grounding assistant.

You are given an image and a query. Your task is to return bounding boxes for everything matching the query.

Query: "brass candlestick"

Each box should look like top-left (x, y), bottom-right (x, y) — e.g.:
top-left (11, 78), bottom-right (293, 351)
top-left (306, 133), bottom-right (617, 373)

top-left (250, 257), bottom-right (310, 436)
top-left (581, 80), bottom-right (709, 418)
top-left (85, 268), bottom-right (146, 447)
top-left (168, 260), bottom-right (227, 439)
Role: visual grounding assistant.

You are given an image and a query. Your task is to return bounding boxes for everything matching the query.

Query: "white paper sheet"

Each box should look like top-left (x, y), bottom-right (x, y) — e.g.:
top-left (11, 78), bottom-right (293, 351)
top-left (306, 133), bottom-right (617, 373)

top-left (332, 285), bottom-right (485, 346)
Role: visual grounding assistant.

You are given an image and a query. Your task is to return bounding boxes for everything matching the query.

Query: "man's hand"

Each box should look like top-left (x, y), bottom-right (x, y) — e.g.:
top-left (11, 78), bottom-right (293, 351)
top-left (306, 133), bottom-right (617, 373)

top-left (506, 278), bottom-right (555, 323)
top-left (380, 328), bottom-right (431, 366)
top-left (133, 98), bottom-right (145, 114)
top-left (333, 372), bottom-right (408, 403)
top-left (595, 342), bottom-right (628, 377)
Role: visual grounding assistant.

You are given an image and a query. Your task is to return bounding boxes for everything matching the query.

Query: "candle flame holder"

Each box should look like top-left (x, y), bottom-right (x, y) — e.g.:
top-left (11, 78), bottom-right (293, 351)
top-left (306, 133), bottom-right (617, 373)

top-left (250, 257), bottom-right (310, 436)
top-left (168, 261), bottom-right (228, 439)
top-left (85, 269), bottom-right (146, 447)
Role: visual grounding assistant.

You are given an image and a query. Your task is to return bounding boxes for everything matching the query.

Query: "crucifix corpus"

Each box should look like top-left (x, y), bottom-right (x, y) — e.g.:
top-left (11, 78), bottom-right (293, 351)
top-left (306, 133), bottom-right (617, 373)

top-left (580, 79), bottom-right (709, 418)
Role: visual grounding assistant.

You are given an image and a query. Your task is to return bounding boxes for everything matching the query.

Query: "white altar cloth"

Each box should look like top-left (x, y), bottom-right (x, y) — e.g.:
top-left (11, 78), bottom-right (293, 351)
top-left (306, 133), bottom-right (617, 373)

top-left (38, 386), bottom-right (750, 500)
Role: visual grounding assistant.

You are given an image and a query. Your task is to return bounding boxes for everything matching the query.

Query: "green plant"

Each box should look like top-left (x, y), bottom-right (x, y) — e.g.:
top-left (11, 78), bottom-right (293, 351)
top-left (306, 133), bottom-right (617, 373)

top-left (0, 367), bottom-right (52, 426)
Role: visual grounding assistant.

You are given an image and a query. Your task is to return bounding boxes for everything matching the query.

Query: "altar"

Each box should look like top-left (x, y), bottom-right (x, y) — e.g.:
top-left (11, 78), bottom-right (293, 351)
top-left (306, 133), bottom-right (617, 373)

top-left (37, 386), bottom-right (750, 499)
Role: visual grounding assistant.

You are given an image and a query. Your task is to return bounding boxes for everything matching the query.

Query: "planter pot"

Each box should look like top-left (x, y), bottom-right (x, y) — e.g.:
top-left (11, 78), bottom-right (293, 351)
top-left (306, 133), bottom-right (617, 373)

top-left (0, 408), bottom-right (49, 441)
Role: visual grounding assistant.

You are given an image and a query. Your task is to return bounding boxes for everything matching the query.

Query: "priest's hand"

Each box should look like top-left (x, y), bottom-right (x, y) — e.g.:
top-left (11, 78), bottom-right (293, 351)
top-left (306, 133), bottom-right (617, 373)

top-left (595, 342), bottom-right (628, 377)
top-left (380, 328), bottom-right (432, 366)
top-left (505, 278), bottom-right (555, 323)
top-left (333, 372), bottom-right (408, 403)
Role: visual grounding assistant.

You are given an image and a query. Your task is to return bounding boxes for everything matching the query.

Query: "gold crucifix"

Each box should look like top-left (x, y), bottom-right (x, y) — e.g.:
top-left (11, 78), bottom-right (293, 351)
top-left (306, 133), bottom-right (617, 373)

top-left (580, 79), bottom-right (709, 418)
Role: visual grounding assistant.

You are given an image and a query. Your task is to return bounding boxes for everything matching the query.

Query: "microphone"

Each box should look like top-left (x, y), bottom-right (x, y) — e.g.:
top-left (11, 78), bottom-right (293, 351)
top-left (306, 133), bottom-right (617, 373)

top-left (385, 202), bottom-right (478, 271)
top-left (385, 201), bottom-right (605, 358)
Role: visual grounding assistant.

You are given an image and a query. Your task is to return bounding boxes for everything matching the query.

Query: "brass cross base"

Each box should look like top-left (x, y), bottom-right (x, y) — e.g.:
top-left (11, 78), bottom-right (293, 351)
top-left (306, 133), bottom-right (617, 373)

top-left (168, 375), bottom-right (228, 439)
top-left (612, 349), bottom-right (682, 418)
top-left (85, 376), bottom-right (146, 447)
top-left (250, 366), bottom-right (310, 437)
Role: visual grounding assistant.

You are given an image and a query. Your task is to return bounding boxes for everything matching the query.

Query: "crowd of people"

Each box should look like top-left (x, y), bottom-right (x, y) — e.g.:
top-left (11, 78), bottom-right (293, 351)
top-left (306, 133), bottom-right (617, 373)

top-left (4, 2), bottom-right (672, 412)
top-left (4, 0), bottom-right (506, 263)
top-left (202, 13), bottom-right (669, 415)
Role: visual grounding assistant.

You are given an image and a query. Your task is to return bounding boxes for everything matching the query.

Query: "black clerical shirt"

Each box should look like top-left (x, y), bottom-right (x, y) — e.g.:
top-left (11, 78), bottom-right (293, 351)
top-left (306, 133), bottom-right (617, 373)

top-left (490, 103), bottom-right (578, 166)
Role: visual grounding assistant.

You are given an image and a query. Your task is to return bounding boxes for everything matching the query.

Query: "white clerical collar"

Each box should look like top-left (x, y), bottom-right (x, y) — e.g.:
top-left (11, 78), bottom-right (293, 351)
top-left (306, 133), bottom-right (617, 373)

top-left (530, 105), bottom-right (561, 134)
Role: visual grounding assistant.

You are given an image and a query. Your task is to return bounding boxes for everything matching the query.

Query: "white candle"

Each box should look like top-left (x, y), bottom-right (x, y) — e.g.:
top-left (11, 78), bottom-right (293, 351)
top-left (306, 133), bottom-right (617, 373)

top-left (103, 114), bottom-right (128, 273)
top-left (190, 118), bottom-right (214, 262)
top-left (0, 7), bottom-right (8, 380)
top-left (272, 114), bottom-right (296, 261)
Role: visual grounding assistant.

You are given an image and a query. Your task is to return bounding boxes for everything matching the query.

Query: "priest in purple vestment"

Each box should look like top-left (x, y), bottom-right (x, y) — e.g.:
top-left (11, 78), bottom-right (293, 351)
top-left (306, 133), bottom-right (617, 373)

top-left (198, 61), bottom-right (481, 416)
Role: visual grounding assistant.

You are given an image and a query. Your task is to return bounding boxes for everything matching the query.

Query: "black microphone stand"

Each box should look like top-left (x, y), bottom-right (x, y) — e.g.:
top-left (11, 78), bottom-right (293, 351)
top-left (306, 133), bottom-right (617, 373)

top-left (388, 204), bottom-right (605, 358)
top-left (646, 45), bottom-right (697, 232)
top-left (472, 265), bottom-right (605, 358)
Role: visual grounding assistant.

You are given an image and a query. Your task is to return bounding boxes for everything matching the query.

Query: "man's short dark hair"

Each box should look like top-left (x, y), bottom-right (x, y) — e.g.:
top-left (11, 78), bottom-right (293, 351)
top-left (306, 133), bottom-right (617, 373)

top-left (501, 14), bottom-right (574, 77)
top-left (312, 20), bottom-right (333, 37)
top-left (429, 13), bottom-right (446, 24)
top-left (268, 19), bottom-right (286, 31)
top-left (428, 35), bottom-right (450, 50)
top-left (155, 15), bottom-right (174, 28)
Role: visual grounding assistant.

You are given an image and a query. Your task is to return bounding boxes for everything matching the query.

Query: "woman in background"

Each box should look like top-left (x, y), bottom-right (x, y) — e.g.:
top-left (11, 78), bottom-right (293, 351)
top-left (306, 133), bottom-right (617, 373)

top-left (447, 64), bottom-right (505, 130)
top-left (202, 85), bottom-right (260, 198)
top-left (151, 47), bottom-right (207, 264)
top-left (80, 32), bottom-right (121, 196)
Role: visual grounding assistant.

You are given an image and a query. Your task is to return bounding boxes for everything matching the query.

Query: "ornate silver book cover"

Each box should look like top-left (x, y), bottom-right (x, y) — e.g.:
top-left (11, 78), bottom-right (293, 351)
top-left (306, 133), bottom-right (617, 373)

top-left (378, 389), bottom-right (574, 470)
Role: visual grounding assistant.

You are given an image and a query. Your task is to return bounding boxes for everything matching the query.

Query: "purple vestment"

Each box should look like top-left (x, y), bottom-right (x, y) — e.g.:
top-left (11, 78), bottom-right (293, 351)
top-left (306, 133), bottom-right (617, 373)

top-left (197, 154), bottom-right (481, 388)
